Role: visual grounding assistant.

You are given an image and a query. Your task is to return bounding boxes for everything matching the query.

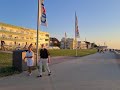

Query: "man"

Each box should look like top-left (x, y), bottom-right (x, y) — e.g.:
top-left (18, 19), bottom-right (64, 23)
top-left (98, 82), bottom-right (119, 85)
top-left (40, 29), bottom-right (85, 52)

top-left (37, 44), bottom-right (51, 77)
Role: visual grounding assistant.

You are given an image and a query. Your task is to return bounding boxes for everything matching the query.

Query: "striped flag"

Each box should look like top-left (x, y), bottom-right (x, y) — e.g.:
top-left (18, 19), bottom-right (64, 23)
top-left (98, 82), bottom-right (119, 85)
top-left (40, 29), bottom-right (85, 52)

top-left (41, 0), bottom-right (47, 26)
top-left (36, 0), bottom-right (47, 65)
top-left (65, 32), bottom-right (67, 38)
top-left (75, 12), bottom-right (79, 38)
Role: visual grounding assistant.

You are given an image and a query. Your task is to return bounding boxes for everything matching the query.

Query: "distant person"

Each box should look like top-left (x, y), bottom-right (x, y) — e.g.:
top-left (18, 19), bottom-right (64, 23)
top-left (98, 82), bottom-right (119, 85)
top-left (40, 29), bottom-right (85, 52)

top-left (100, 49), bottom-right (104, 53)
top-left (16, 43), bottom-right (21, 50)
top-left (23, 46), bottom-right (34, 76)
top-left (28, 43), bottom-right (33, 50)
top-left (1, 40), bottom-right (5, 51)
top-left (23, 44), bottom-right (28, 50)
top-left (97, 49), bottom-right (100, 52)
top-left (37, 44), bottom-right (51, 77)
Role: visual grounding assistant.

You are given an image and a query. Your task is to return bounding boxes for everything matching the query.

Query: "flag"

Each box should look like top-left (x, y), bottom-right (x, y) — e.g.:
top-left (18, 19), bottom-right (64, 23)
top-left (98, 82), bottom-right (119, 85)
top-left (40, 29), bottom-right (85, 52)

top-left (41, 0), bottom-right (47, 26)
top-left (36, 0), bottom-right (47, 66)
top-left (75, 12), bottom-right (79, 38)
top-left (65, 32), bottom-right (67, 38)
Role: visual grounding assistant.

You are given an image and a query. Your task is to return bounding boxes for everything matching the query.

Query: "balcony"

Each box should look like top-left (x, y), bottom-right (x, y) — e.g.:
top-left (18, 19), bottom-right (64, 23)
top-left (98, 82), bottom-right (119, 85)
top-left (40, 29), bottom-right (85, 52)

top-left (0, 37), bottom-right (32, 42)
top-left (0, 30), bottom-right (31, 36)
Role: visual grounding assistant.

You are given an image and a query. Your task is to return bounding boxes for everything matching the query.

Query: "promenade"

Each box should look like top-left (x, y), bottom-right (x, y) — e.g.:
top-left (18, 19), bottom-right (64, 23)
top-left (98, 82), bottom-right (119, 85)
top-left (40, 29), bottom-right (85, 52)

top-left (0, 51), bottom-right (120, 90)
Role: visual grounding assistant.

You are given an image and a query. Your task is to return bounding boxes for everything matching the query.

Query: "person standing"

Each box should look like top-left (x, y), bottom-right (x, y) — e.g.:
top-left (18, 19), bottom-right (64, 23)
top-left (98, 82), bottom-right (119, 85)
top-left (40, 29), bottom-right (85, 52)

top-left (1, 40), bottom-right (5, 51)
top-left (37, 44), bottom-right (51, 77)
top-left (24, 46), bottom-right (34, 76)
top-left (23, 43), bottom-right (28, 50)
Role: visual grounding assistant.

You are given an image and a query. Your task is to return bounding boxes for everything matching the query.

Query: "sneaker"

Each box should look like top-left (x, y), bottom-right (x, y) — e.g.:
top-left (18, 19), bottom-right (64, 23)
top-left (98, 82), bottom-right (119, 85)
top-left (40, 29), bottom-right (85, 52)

top-left (37, 75), bottom-right (42, 77)
top-left (28, 73), bottom-right (32, 76)
top-left (48, 72), bottom-right (51, 76)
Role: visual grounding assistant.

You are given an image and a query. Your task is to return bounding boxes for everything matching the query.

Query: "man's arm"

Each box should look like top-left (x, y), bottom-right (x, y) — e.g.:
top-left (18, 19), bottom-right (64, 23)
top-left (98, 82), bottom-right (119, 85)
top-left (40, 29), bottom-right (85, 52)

top-left (48, 55), bottom-right (50, 63)
top-left (47, 50), bottom-right (50, 63)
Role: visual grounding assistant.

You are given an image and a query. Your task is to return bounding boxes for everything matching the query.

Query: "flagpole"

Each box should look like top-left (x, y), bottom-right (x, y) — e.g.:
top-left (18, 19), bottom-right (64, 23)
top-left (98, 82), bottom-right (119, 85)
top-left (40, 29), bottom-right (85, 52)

top-left (36, 0), bottom-right (41, 66)
top-left (75, 12), bottom-right (77, 56)
top-left (64, 39), bottom-right (66, 49)
top-left (65, 32), bottom-right (66, 49)
top-left (75, 38), bottom-right (78, 56)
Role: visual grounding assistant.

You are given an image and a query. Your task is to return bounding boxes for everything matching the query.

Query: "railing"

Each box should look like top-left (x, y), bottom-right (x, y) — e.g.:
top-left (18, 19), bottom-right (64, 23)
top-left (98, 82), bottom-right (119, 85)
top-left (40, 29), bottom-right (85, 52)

top-left (0, 30), bottom-right (33, 36)
top-left (0, 37), bottom-right (35, 42)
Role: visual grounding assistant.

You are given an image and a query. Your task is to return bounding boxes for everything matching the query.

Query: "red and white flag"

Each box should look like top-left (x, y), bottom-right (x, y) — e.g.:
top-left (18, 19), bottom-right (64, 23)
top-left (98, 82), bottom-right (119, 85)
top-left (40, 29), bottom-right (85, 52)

top-left (38, 0), bottom-right (47, 26)
top-left (41, 0), bottom-right (47, 26)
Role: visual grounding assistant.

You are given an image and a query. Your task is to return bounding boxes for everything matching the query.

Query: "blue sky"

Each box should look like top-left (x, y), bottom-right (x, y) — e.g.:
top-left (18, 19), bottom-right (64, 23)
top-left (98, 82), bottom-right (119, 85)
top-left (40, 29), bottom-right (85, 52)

top-left (0, 0), bottom-right (120, 49)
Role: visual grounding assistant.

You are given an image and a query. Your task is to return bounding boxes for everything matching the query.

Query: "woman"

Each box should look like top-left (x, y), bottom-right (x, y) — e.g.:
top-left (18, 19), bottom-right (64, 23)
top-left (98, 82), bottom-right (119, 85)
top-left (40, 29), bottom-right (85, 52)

top-left (24, 46), bottom-right (34, 76)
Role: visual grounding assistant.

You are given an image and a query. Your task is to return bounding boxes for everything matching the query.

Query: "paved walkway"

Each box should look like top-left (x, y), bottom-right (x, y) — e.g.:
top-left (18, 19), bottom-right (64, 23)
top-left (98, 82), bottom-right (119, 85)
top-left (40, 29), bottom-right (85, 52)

top-left (0, 51), bottom-right (120, 90)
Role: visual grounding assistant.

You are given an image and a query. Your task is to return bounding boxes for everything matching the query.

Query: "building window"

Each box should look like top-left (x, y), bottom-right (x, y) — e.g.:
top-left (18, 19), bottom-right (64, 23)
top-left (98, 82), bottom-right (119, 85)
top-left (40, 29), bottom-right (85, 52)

top-left (54, 41), bottom-right (57, 43)
top-left (26, 37), bottom-right (29, 39)
top-left (45, 39), bottom-right (49, 41)
top-left (15, 36), bottom-right (18, 39)
top-left (26, 32), bottom-right (29, 34)
top-left (14, 42), bottom-right (16, 45)
top-left (9, 42), bottom-right (12, 45)
top-left (1, 27), bottom-right (6, 30)
top-left (45, 34), bottom-right (49, 37)
top-left (10, 29), bottom-right (13, 32)
top-left (2, 34), bottom-right (6, 38)
top-left (30, 37), bottom-right (33, 40)
top-left (0, 27), bottom-right (1, 30)
top-left (13, 30), bottom-right (16, 32)
top-left (20, 30), bottom-right (24, 34)
top-left (8, 35), bottom-right (12, 39)
top-left (21, 37), bottom-right (24, 39)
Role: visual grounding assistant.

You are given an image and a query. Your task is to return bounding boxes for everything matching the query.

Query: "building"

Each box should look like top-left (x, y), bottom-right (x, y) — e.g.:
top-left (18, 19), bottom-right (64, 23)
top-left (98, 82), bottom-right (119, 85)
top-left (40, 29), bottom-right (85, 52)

top-left (78, 41), bottom-right (87, 49)
top-left (50, 37), bottom-right (60, 47)
top-left (84, 41), bottom-right (92, 49)
top-left (60, 38), bottom-right (76, 49)
top-left (78, 41), bottom-right (97, 49)
top-left (0, 22), bottom-right (50, 50)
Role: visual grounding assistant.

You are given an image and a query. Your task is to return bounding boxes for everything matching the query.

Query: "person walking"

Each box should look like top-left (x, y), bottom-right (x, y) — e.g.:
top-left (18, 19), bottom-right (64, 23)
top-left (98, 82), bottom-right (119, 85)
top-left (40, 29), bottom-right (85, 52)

top-left (37, 44), bottom-right (51, 77)
top-left (24, 46), bottom-right (34, 76)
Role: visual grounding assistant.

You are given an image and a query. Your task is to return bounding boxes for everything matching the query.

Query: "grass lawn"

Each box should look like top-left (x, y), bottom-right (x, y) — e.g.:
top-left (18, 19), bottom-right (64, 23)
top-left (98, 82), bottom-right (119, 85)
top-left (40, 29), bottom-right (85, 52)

top-left (0, 52), bottom-right (12, 67)
top-left (49, 49), bottom-right (97, 57)
top-left (0, 52), bottom-right (14, 77)
top-left (0, 49), bottom-right (97, 76)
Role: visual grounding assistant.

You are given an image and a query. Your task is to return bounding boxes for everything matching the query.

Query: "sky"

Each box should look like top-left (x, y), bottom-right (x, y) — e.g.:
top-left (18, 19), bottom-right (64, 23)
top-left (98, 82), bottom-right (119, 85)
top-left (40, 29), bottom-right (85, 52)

top-left (0, 0), bottom-right (120, 49)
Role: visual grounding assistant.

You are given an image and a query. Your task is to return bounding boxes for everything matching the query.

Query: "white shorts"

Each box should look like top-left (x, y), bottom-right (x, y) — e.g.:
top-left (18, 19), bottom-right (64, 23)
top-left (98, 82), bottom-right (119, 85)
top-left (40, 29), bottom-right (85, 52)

top-left (27, 59), bottom-right (34, 66)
